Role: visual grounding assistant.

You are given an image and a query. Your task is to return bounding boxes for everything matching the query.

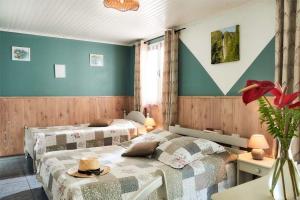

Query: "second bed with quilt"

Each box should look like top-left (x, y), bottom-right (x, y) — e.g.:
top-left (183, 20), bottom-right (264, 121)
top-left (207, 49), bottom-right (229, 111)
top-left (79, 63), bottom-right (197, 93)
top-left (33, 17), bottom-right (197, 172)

top-left (25, 111), bottom-right (146, 168)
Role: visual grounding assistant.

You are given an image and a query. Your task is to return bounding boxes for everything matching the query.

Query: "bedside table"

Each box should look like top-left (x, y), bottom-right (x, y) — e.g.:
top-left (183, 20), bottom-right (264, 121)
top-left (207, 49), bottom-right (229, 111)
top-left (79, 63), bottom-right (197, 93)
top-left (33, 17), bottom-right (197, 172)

top-left (237, 152), bottom-right (274, 184)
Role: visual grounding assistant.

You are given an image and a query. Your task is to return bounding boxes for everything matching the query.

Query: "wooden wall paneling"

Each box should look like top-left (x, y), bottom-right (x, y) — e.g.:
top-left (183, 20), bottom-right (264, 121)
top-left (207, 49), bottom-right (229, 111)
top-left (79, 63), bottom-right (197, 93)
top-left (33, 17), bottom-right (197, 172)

top-left (232, 98), bottom-right (260, 137)
top-left (119, 96), bottom-right (129, 118)
top-left (55, 98), bottom-right (72, 126)
top-left (178, 97), bottom-right (184, 125)
top-left (7, 99), bottom-right (24, 156)
top-left (0, 96), bottom-right (131, 157)
top-left (179, 97), bottom-right (192, 128)
top-left (114, 97), bottom-right (124, 118)
top-left (125, 96), bottom-right (134, 113)
top-left (220, 98), bottom-right (234, 134)
top-left (191, 97), bottom-right (202, 130)
top-left (88, 97), bottom-right (98, 122)
top-left (177, 96), bottom-right (275, 157)
top-left (99, 97), bottom-right (111, 118)
top-left (36, 98), bottom-right (54, 127)
top-left (41, 98), bottom-right (57, 126)
top-left (73, 97), bottom-right (90, 124)
top-left (210, 98), bottom-right (222, 130)
top-left (24, 98), bottom-right (37, 127)
top-left (0, 99), bottom-right (9, 156)
top-left (0, 96), bottom-right (275, 157)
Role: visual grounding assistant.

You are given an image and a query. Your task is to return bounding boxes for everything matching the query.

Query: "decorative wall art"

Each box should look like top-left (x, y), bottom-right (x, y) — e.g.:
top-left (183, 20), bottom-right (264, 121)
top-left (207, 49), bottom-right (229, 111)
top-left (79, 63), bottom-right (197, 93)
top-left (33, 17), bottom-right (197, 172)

top-left (90, 54), bottom-right (104, 67)
top-left (54, 64), bottom-right (66, 78)
top-left (211, 25), bottom-right (240, 64)
top-left (12, 46), bottom-right (31, 61)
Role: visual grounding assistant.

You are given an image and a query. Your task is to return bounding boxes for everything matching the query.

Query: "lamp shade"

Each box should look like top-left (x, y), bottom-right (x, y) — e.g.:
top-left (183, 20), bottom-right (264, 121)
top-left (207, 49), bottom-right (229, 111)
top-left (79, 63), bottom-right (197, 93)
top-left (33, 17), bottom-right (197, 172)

top-left (144, 117), bottom-right (156, 127)
top-left (248, 134), bottom-right (269, 149)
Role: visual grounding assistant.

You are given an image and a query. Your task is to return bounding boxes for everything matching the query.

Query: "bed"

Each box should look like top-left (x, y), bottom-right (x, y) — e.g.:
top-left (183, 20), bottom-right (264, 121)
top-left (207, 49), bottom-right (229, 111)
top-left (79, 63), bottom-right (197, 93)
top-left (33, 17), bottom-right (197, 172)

top-left (24, 111), bottom-right (146, 169)
top-left (37, 125), bottom-right (249, 200)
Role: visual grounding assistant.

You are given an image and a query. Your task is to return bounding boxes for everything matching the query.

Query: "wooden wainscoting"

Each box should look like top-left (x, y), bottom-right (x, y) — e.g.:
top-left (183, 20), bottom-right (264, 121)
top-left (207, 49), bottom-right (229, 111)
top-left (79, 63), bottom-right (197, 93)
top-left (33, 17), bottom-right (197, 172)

top-left (0, 96), bottom-right (132, 157)
top-left (110, 96), bottom-right (276, 156)
top-left (178, 96), bottom-right (276, 157)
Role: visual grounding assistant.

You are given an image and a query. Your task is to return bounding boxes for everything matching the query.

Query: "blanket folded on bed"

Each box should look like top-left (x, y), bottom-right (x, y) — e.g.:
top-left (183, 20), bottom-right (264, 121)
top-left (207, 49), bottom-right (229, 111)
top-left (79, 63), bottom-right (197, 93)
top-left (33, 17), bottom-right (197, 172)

top-left (37, 146), bottom-right (234, 200)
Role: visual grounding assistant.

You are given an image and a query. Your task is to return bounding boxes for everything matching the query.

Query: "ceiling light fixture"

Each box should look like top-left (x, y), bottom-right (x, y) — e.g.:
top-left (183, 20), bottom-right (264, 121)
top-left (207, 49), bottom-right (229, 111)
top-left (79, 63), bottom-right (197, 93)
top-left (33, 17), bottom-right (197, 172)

top-left (103, 0), bottom-right (139, 12)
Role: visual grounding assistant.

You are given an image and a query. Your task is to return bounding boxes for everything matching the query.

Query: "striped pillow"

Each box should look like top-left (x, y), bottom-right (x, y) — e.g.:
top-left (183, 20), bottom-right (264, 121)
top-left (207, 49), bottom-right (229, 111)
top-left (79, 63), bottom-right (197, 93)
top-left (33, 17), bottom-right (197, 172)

top-left (154, 136), bottom-right (225, 168)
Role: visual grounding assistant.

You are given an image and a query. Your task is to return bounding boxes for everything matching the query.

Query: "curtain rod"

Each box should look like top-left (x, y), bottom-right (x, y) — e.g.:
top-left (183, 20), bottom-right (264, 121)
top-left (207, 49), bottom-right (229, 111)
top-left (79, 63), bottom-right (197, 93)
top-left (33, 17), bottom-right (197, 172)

top-left (144, 28), bottom-right (186, 44)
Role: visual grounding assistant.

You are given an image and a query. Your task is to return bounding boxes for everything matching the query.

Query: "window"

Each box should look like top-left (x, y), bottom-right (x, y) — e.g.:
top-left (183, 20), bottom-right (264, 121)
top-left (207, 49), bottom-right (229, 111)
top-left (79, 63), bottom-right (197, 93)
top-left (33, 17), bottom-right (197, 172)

top-left (141, 41), bottom-right (164, 107)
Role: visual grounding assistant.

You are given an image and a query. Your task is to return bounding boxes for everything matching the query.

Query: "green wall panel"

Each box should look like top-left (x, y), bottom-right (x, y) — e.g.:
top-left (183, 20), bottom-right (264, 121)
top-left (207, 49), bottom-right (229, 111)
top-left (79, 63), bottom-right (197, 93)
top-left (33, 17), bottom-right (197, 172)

top-left (227, 37), bottom-right (275, 95)
top-left (0, 31), bottom-right (134, 96)
top-left (178, 38), bottom-right (275, 96)
top-left (178, 40), bottom-right (223, 96)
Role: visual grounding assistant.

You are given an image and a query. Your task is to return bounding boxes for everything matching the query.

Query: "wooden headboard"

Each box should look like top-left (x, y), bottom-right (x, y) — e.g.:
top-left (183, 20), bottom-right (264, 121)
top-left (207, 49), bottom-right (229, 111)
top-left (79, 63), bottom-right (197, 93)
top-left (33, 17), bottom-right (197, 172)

top-left (169, 125), bottom-right (249, 149)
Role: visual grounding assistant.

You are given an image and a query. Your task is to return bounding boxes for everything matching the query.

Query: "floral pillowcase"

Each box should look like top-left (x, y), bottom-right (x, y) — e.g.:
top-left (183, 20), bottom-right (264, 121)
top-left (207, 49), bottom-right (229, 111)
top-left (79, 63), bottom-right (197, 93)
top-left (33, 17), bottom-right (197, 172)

top-left (154, 136), bottom-right (226, 168)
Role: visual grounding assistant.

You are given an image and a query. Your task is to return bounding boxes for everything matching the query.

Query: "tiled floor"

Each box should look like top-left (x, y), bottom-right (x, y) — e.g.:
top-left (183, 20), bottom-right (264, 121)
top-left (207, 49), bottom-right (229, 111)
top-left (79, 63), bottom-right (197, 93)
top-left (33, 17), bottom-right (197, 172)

top-left (0, 155), bottom-right (48, 200)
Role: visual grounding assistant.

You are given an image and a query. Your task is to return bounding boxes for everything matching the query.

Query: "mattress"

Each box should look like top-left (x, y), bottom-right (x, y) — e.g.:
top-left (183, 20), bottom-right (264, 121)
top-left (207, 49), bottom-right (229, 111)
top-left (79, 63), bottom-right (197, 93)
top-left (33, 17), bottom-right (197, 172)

top-left (25, 119), bottom-right (143, 168)
top-left (37, 145), bottom-right (237, 200)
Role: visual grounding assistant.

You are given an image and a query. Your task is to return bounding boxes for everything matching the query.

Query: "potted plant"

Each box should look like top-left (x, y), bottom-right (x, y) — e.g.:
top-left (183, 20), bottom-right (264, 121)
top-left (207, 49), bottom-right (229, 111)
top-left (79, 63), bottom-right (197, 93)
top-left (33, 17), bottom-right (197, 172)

top-left (241, 80), bottom-right (300, 200)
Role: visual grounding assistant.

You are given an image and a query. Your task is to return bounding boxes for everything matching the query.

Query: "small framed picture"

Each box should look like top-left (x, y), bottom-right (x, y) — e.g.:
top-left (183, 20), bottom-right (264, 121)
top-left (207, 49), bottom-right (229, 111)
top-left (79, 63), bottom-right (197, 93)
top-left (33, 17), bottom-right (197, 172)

top-left (54, 64), bottom-right (66, 78)
top-left (12, 46), bottom-right (31, 61)
top-left (90, 54), bottom-right (104, 67)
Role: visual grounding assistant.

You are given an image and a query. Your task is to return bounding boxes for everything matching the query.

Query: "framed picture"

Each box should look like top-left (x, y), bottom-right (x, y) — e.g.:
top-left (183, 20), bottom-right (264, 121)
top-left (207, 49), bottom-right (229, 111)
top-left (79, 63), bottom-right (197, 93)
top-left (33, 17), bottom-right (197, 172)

top-left (90, 54), bottom-right (104, 67)
top-left (211, 25), bottom-right (240, 64)
top-left (54, 64), bottom-right (66, 78)
top-left (12, 46), bottom-right (31, 61)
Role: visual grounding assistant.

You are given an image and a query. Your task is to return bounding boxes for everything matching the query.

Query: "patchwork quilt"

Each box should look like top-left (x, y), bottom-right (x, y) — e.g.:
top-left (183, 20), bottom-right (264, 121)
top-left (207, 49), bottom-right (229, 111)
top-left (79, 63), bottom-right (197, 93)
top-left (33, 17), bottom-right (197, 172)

top-left (37, 145), bottom-right (236, 200)
top-left (25, 119), bottom-right (139, 168)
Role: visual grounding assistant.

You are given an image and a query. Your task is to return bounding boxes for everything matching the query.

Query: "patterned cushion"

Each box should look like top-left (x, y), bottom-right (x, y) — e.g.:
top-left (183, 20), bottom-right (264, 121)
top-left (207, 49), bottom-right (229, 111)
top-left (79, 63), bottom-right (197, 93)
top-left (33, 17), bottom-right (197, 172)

top-left (120, 129), bottom-right (180, 148)
top-left (154, 136), bottom-right (226, 169)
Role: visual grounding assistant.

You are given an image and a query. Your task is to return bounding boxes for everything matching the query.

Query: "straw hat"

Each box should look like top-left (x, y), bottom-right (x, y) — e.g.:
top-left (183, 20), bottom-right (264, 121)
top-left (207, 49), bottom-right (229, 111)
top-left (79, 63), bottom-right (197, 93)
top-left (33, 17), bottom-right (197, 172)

top-left (67, 157), bottom-right (110, 178)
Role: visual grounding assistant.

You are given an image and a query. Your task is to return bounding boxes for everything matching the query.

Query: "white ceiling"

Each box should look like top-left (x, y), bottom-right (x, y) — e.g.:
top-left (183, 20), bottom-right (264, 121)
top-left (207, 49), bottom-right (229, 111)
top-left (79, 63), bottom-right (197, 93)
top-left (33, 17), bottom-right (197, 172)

top-left (0, 0), bottom-right (250, 45)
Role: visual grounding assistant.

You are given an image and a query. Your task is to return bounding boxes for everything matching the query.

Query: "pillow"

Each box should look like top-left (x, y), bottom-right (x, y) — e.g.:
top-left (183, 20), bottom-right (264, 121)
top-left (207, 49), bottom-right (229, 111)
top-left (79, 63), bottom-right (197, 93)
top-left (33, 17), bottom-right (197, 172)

top-left (88, 118), bottom-right (113, 127)
top-left (154, 136), bottom-right (226, 169)
top-left (120, 129), bottom-right (180, 148)
top-left (122, 141), bottom-right (160, 157)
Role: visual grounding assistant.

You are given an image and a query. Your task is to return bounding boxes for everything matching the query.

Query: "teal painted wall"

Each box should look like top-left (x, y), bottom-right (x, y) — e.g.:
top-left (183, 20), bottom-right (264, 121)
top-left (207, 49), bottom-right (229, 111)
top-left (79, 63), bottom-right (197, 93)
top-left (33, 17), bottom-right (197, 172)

top-left (0, 31), bottom-right (134, 96)
top-left (178, 38), bottom-right (275, 96)
top-left (178, 40), bottom-right (223, 96)
top-left (0, 30), bottom-right (274, 97)
top-left (227, 38), bottom-right (275, 95)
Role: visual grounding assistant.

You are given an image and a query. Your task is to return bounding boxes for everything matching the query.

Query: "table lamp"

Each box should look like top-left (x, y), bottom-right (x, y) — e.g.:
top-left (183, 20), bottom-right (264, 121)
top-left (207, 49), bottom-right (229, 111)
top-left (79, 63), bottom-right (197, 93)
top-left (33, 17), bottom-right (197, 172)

top-left (248, 134), bottom-right (269, 160)
top-left (144, 113), bottom-right (156, 132)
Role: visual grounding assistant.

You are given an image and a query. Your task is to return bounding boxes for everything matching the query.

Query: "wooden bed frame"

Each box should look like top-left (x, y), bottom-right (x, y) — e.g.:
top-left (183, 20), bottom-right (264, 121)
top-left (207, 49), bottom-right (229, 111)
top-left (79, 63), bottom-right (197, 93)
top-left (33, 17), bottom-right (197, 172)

top-left (132, 125), bottom-right (249, 200)
top-left (169, 125), bottom-right (249, 148)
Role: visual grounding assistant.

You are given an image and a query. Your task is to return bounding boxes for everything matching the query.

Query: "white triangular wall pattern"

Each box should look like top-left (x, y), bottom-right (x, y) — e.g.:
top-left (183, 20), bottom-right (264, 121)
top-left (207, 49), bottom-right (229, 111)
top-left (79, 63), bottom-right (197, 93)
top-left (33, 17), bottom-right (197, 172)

top-left (180, 0), bottom-right (275, 95)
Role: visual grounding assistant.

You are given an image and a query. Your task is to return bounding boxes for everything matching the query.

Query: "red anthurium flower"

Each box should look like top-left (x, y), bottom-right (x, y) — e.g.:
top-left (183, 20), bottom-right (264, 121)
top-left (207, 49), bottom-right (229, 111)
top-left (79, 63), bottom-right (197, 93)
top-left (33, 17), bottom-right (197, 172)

top-left (270, 86), bottom-right (300, 108)
top-left (289, 101), bottom-right (300, 109)
top-left (240, 80), bottom-right (275, 105)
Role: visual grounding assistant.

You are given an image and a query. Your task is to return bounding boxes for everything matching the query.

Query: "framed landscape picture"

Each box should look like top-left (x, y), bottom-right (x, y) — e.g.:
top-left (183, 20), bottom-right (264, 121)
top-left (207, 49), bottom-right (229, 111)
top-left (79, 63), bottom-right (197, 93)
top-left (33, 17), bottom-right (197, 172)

top-left (211, 25), bottom-right (240, 64)
top-left (12, 46), bottom-right (31, 61)
top-left (89, 53), bottom-right (104, 67)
